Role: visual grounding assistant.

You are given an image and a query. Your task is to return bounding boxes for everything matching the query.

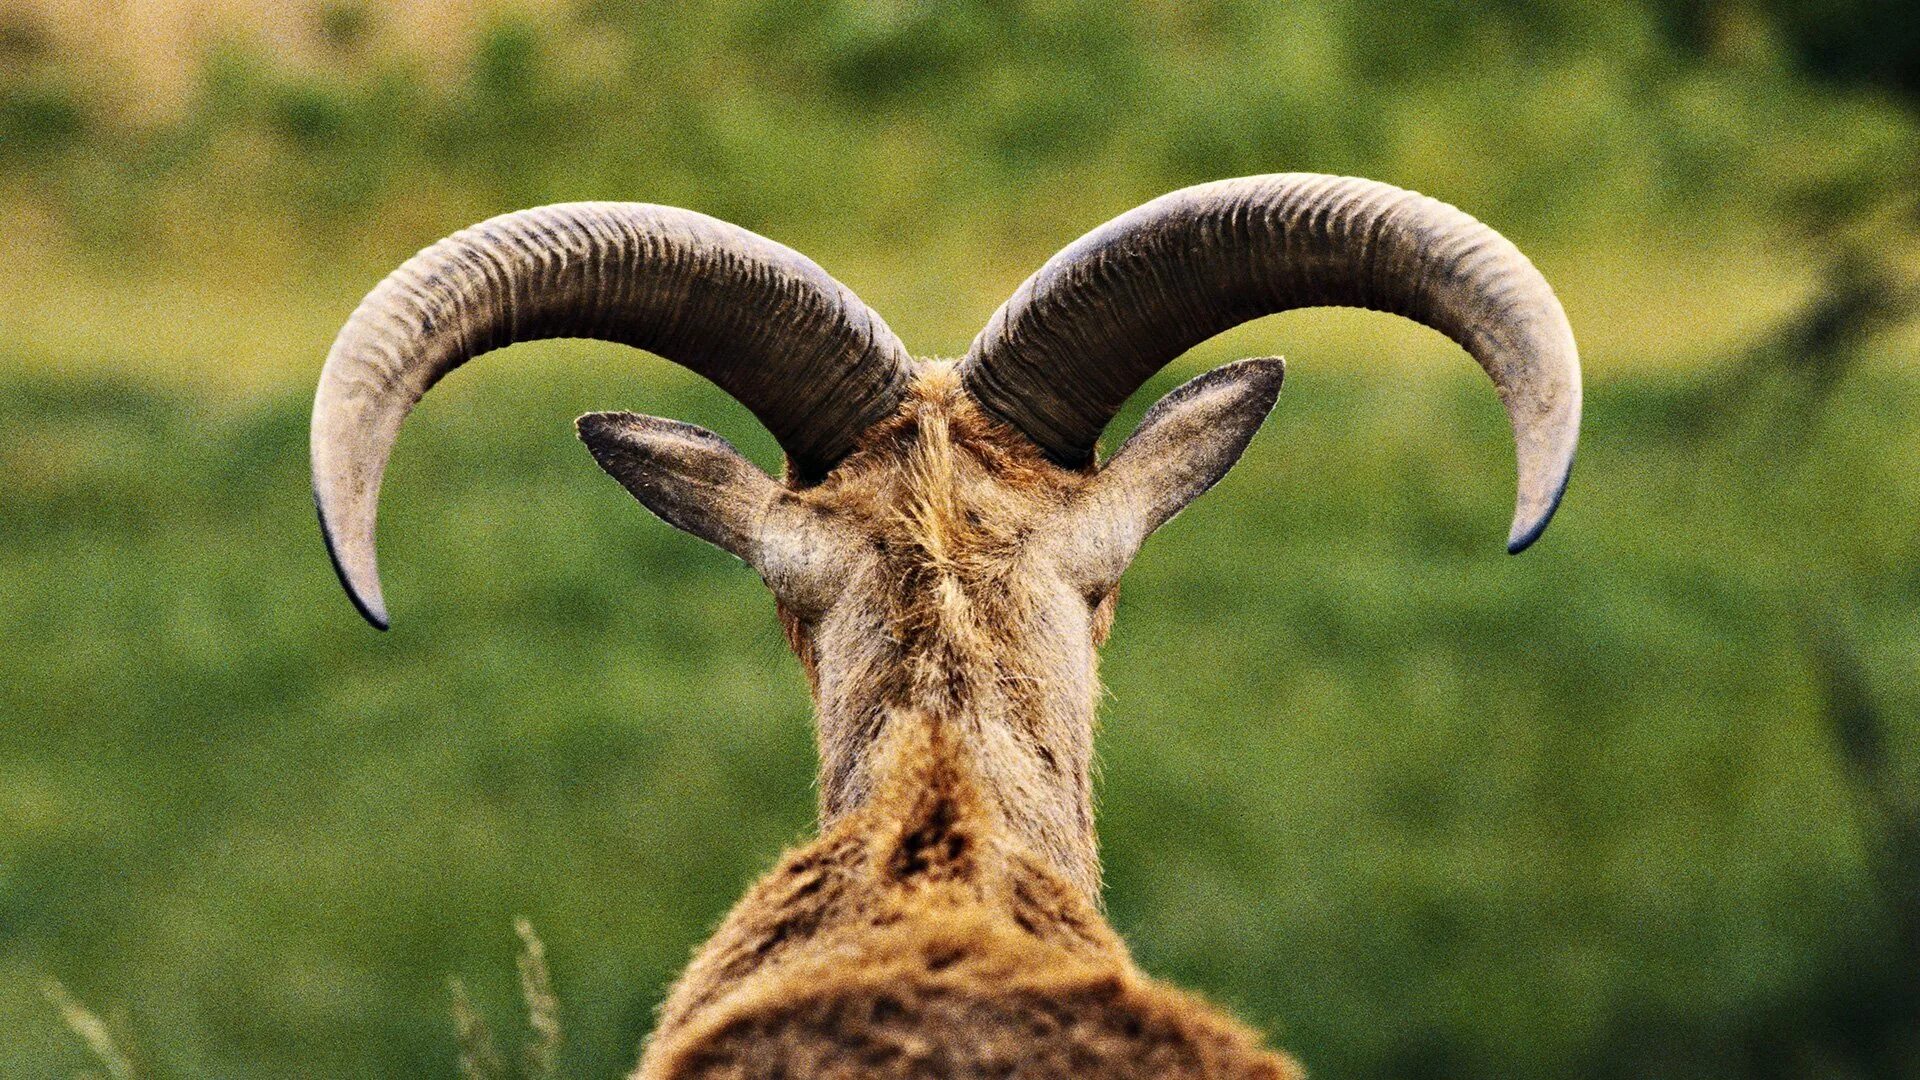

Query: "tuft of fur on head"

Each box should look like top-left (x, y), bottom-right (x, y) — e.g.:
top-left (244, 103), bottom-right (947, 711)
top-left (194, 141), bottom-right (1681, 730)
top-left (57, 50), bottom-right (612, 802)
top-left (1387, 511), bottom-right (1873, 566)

top-left (777, 363), bottom-right (1117, 898)
top-left (607, 358), bottom-right (1296, 1079)
top-left (783, 364), bottom-right (1114, 683)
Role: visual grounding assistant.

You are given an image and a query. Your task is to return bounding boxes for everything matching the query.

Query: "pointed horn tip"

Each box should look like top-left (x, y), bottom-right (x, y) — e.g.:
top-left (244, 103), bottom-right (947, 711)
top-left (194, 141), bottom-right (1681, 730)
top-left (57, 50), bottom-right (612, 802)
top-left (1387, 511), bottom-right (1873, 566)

top-left (348, 586), bottom-right (391, 631)
top-left (314, 490), bottom-right (392, 631)
top-left (1505, 520), bottom-right (1547, 556)
top-left (1503, 457), bottom-right (1574, 556)
top-left (330, 552), bottom-right (392, 631)
top-left (352, 597), bottom-right (392, 632)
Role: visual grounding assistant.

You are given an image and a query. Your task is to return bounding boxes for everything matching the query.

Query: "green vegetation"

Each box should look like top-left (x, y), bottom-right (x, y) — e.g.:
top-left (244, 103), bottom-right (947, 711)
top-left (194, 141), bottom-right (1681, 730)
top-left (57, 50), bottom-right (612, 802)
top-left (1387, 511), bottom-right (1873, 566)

top-left (2, 1), bottom-right (1914, 357)
top-left (4, 360), bottom-right (1915, 1077)
top-left (5, 1), bottom-right (1913, 242)
top-left (2, 1), bottom-right (1917, 1077)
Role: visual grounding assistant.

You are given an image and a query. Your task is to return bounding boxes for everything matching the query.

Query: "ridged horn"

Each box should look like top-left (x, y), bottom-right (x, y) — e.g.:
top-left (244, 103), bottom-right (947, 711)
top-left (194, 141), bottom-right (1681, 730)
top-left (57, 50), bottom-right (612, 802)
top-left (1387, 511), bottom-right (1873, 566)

top-left (959, 173), bottom-right (1581, 553)
top-left (313, 202), bottom-right (911, 629)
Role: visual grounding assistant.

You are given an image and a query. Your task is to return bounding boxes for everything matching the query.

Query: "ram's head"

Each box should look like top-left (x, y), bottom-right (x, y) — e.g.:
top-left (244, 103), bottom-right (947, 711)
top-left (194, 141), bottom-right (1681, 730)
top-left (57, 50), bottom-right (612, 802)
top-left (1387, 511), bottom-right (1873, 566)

top-left (312, 175), bottom-right (1580, 899)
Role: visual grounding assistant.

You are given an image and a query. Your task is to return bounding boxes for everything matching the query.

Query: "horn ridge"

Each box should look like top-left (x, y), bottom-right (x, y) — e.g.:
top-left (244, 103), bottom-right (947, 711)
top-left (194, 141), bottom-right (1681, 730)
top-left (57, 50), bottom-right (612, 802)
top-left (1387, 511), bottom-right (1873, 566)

top-left (958, 173), bottom-right (1581, 552)
top-left (311, 202), bottom-right (911, 628)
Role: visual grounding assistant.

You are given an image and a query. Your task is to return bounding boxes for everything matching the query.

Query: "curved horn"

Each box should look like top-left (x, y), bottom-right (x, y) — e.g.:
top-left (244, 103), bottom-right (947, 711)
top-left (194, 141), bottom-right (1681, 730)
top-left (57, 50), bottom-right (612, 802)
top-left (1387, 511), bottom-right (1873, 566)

top-left (959, 174), bottom-right (1581, 553)
top-left (313, 202), bottom-right (912, 629)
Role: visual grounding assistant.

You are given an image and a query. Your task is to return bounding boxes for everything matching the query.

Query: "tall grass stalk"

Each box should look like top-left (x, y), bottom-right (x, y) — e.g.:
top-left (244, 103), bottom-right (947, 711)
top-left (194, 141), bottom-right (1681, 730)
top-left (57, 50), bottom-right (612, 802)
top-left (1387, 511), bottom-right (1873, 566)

top-left (45, 982), bottom-right (135, 1080)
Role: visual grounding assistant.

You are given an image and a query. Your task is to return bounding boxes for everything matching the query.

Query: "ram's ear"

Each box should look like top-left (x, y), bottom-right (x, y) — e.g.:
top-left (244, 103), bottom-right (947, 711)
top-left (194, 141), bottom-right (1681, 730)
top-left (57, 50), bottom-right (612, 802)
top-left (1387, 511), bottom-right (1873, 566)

top-left (577, 412), bottom-right (787, 564)
top-left (1049, 358), bottom-right (1285, 592)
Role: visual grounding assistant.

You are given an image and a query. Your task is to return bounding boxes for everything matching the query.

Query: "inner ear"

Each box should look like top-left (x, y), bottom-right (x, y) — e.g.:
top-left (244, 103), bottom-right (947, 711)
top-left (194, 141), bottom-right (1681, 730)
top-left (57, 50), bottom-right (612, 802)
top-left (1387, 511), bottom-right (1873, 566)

top-left (578, 411), bottom-right (857, 616)
top-left (1045, 357), bottom-right (1285, 593)
top-left (577, 411), bottom-right (784, 564)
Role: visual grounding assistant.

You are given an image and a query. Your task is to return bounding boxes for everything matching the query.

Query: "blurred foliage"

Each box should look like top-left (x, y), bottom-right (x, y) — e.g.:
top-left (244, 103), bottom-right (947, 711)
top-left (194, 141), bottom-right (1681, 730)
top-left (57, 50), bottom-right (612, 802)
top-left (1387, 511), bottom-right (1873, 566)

top-left (1662, 0), bottom-right (1920, 98)
top-left (1, 0), bottom-right (1917, 270)
top-left (2, 1), bottom-right (1918, 1078)
top-left (2, 364), bottom-right (1915, 1078)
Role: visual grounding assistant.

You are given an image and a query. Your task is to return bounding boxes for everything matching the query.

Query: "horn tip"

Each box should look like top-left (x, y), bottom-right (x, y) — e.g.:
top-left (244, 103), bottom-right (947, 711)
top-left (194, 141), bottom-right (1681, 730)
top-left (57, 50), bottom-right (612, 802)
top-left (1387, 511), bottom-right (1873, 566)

top-left (1504, 459), bottom-right (1573, 556)
top-left (331, 553), bottom-right (392, 631)
top-left (353, 593), bottom-right (392, 632)
top-left (315, 489), bottom-right (392, 631)
top-left (1505, 523), bottom-right (1545, 556)
top-left (335, 560), bottom-right (392, 631)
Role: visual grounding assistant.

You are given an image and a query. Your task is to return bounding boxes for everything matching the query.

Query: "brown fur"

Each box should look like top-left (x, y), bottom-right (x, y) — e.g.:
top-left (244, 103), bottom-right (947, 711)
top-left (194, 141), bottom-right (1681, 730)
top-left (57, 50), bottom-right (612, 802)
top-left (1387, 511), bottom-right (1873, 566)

top-left (638, 720), bottom-right (1296, 1080)
top-left (785, 367), bottom-right (1115, 894)
top-left (605, 362), bottom-right (1298, 1079)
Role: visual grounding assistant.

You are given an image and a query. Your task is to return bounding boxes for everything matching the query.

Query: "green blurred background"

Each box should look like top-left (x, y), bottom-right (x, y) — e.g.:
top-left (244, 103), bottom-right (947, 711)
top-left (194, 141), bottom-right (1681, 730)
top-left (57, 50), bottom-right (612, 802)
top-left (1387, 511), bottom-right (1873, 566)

top-left (3, 2), bottom-right (1917, 1077)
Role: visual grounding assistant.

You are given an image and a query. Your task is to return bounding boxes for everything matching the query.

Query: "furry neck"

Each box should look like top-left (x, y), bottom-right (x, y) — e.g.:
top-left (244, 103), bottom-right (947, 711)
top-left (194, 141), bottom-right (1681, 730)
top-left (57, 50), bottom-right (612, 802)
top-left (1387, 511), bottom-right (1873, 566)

top-left (796, 364), bottom-right (1109, 902)
top-left (819, 699), bottom-right (1101, 903)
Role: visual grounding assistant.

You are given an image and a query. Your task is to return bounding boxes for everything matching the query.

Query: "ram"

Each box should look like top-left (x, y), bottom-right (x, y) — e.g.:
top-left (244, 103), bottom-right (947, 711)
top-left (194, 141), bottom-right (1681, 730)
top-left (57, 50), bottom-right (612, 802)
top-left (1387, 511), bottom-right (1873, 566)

top-left (311, 173), bottom-right (1581, 1079)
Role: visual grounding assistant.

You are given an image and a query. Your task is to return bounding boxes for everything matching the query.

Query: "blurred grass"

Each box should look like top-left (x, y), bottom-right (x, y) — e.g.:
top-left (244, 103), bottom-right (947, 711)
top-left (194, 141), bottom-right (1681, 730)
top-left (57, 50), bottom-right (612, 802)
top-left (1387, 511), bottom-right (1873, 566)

top-left (3, 0), bottom-right (1915, 385)
top-left (0, 218), bottom-right (1829, 393)
top-left (2, 1), bottom-right (1919, 1077)
top-left (3, 352), bottom-right (1916, 1077)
